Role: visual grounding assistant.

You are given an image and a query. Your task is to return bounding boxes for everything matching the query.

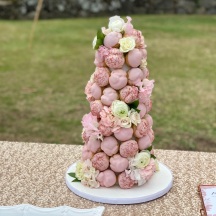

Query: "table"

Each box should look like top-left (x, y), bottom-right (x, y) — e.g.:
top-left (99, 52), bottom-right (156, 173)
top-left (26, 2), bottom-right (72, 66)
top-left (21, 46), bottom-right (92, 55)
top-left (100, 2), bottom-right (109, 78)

top-left (1, 141), bottom-right (216, 216)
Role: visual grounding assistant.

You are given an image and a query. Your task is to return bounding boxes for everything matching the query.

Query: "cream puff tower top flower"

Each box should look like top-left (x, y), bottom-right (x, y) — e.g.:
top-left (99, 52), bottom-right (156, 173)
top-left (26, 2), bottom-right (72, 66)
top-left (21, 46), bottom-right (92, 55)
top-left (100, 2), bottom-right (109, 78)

top-left (68, 16), bottom-right (158, 189)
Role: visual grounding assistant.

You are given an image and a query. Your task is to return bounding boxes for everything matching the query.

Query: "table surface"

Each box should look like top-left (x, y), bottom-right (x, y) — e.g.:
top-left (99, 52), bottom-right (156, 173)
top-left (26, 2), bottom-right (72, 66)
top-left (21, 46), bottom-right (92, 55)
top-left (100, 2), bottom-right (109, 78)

top-left (1, 141), bottom-right (216, 216)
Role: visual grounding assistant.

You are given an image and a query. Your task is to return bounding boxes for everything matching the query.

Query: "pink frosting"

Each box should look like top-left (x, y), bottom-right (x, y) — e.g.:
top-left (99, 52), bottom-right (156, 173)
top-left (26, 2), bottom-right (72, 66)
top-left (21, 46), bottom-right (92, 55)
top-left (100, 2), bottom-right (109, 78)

top-left (101, 136), bottom-right (119, 156)
top-left (114, 127), bottom-right (133, 141)
top-left (120, 85), bottom-right (138, 103)
top-left (137, 103), bottom-right (147, 118)
top-left (85, 81), bottom-right (95, 102)
top-left (90, 83), bottom-right (102, 100)
top-left (90, 100), bottom-right (103, 118)
top-left (144, 98), bottom-right (152, 113)
top-left (134, 119), bottom-right (149, 138)
top-left (126, 49), bottom-right (143, 67)
top-left (97, 169), bottom-right (117, 187)
top-left (118, 172), bottom-right (135, 189)
top-left (128, 68), bottom-right (144, 85)
top-left (86, 135), bottom-right (101, 153)
top-left (105, 48), bottom-right (125, 69)
top-left (145, 114), bottom-right (153, 127)
top-left (91, 152), bottom-right (109, 171)
top-left (104, 32), bottom-right (122, 48)
top-left (82, 145), bottom-right (93, 160)
top-left (98, 123), bottom-right (113, 136)
top-left (101, 87), bottom-right (119, 106)
top-left (109, 69), bottom-right (127, 90)
top-left (94, 67), bottom-right (110, 87)
top-left (94, 50), bottom-right (105, 67)
top-left (120, 140), bottom-right (138, 158)
top-left (110, 154), bottom-right (129, 173)
top-left (138, 129), bottom-right (154, 150)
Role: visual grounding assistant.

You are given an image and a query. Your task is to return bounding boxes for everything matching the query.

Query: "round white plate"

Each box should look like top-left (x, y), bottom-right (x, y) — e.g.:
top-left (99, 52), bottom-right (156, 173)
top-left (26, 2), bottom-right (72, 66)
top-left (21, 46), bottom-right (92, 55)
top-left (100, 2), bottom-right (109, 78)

top-left (65, 162), bottom-right (173, 204)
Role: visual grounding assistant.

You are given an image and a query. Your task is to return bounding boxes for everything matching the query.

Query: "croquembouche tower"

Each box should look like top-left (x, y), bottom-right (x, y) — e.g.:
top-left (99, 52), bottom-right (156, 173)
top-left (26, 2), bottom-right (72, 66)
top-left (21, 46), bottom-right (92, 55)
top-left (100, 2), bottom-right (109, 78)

top-left (69, 16), bottom-right (159, 189)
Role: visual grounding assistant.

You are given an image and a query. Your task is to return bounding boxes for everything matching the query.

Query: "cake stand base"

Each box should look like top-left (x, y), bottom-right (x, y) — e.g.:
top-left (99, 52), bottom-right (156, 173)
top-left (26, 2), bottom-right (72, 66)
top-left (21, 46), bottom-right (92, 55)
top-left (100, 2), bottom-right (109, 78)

top-left (65, 162), bottom-right (173, 204)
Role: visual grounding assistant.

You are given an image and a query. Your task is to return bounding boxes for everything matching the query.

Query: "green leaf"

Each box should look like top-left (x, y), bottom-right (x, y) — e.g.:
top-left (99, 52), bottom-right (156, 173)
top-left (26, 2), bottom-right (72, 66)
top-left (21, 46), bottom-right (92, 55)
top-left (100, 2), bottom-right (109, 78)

top-left (94, 38), bottom-right (103, 50)
top-left (134, 108), bottom-right (140, 113)
top-left (72, 178), bottom-right (81, 182)
top-left (146, 146), bottom-right (153, 151)
top-left (128, 100), bottom-right (139, 110)
top-left (97, 28), bottom-right (105, 40)
top-left (151, 154), bottom-right (156, 159)
top-left (68, 172), bottom-right (76, 178)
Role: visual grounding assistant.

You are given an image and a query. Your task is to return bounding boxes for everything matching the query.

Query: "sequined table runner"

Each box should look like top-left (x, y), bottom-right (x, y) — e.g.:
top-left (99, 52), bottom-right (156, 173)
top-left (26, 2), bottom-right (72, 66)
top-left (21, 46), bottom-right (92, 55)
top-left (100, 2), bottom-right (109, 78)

top-left (1, 141), bottom-right (216, 216)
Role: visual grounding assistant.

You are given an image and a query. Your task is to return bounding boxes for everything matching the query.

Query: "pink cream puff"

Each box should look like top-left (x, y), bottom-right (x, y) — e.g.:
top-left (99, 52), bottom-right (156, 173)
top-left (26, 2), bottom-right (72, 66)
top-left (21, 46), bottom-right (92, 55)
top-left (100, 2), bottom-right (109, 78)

top-left (101, 136), bottom-right (119, 156)
top-left (94, 50), bottom-right (106, 67)
top-left (137, 103), bottom-right (147, 118)
top-left (94, 67), bottom-right (110, 87)
top-left (91, 152), bottom-right (109, 171)
top-left (82, 145), bottom-right (93, 160)
top-left (105, 48), bottom-right (125, 69)
top-left (110, 154), bottom-right (129, 173)
top-left (109, 69), bottom-right (127, 90)
top-left (114, 127), bottom-right (133, 141)
top-left (144, 114), bottom-right (153, 127)
top-left (104, 32), bottom-right (122, 48)
top-left (97, 169), bottom-right (117, 187)
top-left (118, 172), bottom-right (135, 189)
top-left (120, 140), bottom-right (138, 158)
top-left (101, 87), bottom-right (119, 106)
top-left (137, 129), bottom-right (154, 150)
top-left (134, 119), bottom-right (149, 138)
top-left (120, 85), bottom-right (138, 104)
top-left (86, 135), bottom-right (101, 153)
top-left (128, 68), bottom-right (144, 85)
top-left (90, 100), bottom-right (103, 118)
top-left (126, 48), bottom-right (143, 68)
top-left (90, 83), bottom-right (102, 100)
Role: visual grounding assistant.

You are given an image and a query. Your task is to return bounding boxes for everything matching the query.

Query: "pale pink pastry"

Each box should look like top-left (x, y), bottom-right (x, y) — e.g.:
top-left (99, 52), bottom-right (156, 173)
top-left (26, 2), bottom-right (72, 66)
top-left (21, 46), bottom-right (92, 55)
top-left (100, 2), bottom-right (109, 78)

top-left (144, 98), bottom-right (152, 113)
top-left (134, 119), bottom-right (149, 138)
top-left (138, 129), bottom-right (154, 150)
top-left (137, 103), bottom-right (147, 118)
top-left (118, 172), bottom-right (135, 189)
top-left (90, 100), bottom-right (103, 118)
top-left (110, 154), bottom-right (129, 173)
top-left (97, 169), bottom-right (117, 187)
top-left (114, 127), bottom-right (133, 141)
top-left (120, 85), bottom-right (138, 103)
top-left (91, 152), bottom-right (109, 171)
top-left (105, 48), bottom-right (125, 69)
top-left (86, 135), bottom-right (101, 153)
top-left (109, 69), bottom-right (127, 90)
top-left (101, 136), bottom-right (119, 156)
top-left (94, 67), bottom-right (110, 87)
top-left (120, 140), bottom-right (138, 158)
top-left (85, 81), bottom-right (95, 102)
top-left (140, 48), bottom-right (147, 59)
top-left (138, 91), bottom-right (149, 104)
top-left (128, 68), bottom-right (144, 85)
top-left (145, 114), bottom-right (153, 127)
top-left (126, 48), bottom-right (143, 67)
top-left (94, 50), bottom-right (106, 67)
top-left (101, 87), bottom-right (119, 106)
top-left (82, 145), bottom-right (93, 160)
top-left (142, 67), bottom-right (149, 79)
top-left (104, 32), bottom-right (122, 48)
top-left (122, 63), bottom-right (130, 72)
top-left (99, 123), bottom-right (113, 136)
top-left (90, 83), bottom-right (102, 100)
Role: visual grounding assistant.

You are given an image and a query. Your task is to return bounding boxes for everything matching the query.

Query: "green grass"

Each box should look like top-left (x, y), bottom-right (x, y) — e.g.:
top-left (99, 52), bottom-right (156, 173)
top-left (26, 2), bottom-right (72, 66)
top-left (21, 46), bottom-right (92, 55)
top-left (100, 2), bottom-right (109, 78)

top-left (0, 15), bottom-right (216, 152)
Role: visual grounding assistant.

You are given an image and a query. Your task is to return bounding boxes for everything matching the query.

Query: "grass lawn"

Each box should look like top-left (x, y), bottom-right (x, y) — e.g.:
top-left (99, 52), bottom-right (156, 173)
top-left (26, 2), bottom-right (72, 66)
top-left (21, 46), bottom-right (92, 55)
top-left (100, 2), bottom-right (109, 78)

top-left (0, 15), bottom-right (215, 152)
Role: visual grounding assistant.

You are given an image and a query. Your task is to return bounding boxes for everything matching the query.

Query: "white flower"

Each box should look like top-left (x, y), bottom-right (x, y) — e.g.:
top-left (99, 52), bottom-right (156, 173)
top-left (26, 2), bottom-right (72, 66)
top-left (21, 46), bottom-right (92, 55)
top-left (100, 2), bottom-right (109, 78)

top-left (92, 36), bottom-right (97, 49)
top-left (111, 100), bottom-right (129, 118)
top-left (101, 27), bottom-right (112, 35)
top-left (133, 151), bottom-right (151, 168)
top-left (128, 109), bottom-right (141, 126)
top-left (140, 59), bottom-right (147, 70)
top-left (108, 15), bottom-right (125, 32)
top-left (119, 37), bottom-right (136, 53)
top-left (75, 161), bottom-right (84, 180)
top-left (119, 116), bottom-right (131, 128)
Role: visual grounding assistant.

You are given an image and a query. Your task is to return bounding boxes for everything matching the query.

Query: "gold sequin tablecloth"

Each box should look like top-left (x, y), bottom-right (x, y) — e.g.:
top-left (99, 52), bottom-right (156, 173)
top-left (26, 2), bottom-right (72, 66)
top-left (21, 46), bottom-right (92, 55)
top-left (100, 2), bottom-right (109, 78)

top-left (1, 141), bottom-right (216, 216)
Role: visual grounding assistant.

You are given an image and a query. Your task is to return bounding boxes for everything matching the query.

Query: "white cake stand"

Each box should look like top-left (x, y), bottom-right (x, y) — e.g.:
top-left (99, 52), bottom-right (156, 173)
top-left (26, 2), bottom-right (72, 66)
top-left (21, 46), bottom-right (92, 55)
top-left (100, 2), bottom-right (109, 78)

top-left (65, 162), bottom-right (173, 204)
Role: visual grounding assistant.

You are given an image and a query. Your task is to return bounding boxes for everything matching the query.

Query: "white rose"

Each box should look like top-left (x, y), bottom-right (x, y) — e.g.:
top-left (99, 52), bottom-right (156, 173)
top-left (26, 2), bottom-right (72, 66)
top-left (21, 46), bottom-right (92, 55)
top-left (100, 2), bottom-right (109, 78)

top-left (128, 109), bottom-right (141, 126)
top-left (101, 27), bottom-right (112, 35)
top-left (119, 117), bottom-right (131, 128)
top-left (133, 151), bottom-right (151, 168)
top-left (108, 15), bottom-right (125, 32)
top-left (75, 161), bottom-right (84, 180)
top-left (92, 36), bottom-right (97, 49)
top-left (111, 100), bottom-right (129, 118)
top-left (119, 37), bottom-right (136, 53)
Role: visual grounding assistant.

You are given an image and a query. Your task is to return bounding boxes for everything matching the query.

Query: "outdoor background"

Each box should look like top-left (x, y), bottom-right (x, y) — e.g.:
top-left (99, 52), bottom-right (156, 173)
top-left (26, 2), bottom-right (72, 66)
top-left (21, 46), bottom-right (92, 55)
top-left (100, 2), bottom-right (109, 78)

top-left (0, 1), bottom-right (215, 152)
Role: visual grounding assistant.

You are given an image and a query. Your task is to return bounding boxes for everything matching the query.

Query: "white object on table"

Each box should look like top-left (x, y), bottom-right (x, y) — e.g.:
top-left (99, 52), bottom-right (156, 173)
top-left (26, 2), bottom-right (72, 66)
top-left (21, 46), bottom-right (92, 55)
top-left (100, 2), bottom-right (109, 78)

top-left (0, 204), bottom-right (105, 216)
